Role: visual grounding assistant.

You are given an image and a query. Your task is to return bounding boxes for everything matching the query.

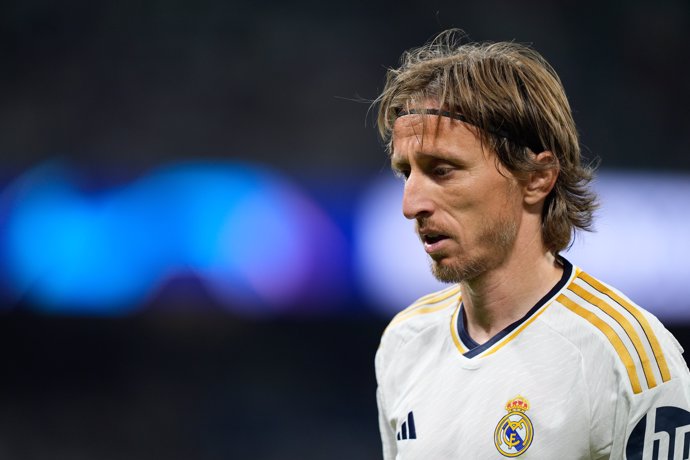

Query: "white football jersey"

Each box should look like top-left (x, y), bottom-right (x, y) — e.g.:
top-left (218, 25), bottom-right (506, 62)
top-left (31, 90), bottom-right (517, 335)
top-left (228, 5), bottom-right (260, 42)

top-left (376, 258), bottom-right (690, 459)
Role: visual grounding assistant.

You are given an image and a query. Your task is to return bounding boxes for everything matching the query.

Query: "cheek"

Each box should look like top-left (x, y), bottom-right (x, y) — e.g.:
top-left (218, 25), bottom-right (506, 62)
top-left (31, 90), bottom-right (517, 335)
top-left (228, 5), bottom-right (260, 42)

top-left (441, 174), bottom-right (518, 219)
top-left (445, 189), bottom-right (487, 216)
top-left (441, 183), bottom-right (476, 209)
top-left (447, 186), bottom-right (519, 227)
top-left (489, 177), bottom-right (522, 208)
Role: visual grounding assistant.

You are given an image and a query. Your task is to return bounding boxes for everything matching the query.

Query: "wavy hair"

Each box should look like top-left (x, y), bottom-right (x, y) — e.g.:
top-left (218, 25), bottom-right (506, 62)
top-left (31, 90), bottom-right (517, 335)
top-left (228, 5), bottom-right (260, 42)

top-left (374, 29), bottom-right (598, 254)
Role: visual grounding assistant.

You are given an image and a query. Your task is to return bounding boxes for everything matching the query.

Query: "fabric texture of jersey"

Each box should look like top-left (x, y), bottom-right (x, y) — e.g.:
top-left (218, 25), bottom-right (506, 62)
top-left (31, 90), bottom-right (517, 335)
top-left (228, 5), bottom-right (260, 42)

top-left (375, 258), bottom-right (690, 459)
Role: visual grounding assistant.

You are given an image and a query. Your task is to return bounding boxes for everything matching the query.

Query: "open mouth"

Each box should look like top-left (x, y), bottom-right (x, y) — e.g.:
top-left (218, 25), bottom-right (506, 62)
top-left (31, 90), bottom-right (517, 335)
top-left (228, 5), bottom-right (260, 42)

top-left (422, 233), bottom-right (449, 245)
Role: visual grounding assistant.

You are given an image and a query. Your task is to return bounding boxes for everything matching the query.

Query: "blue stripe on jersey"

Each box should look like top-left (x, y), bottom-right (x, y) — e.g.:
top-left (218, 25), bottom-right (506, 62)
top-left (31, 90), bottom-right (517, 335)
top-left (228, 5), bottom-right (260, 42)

top-left (457, 257), bottom-right (573, 358)
top-left (407, 411), bottom-right (417, 439)
top-left (458, 314), bottom-right (479, 349)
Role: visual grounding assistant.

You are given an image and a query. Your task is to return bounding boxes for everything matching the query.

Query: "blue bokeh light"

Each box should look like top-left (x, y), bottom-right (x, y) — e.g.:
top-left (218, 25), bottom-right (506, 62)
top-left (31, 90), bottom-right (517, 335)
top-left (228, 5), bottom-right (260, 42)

top-left (1, 161), bottom-right (347, 314)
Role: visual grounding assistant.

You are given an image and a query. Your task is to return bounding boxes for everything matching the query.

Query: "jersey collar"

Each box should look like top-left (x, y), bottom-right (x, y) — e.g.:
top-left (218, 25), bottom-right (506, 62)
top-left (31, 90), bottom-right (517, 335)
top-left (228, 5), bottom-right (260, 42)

top-left (452, 257), bottom-right (574, 358)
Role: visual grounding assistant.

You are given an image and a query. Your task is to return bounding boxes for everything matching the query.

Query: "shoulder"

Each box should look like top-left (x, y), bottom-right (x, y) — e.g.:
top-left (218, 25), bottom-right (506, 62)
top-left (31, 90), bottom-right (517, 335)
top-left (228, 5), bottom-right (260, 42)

top-left (541, 267), bottom-right (684, 395)
top-left (375, 284), bottom-right (461, 368)
top-left (538, 265), bottom-right (689, 455)
top-left (381, 283), bottom-right (461, 343)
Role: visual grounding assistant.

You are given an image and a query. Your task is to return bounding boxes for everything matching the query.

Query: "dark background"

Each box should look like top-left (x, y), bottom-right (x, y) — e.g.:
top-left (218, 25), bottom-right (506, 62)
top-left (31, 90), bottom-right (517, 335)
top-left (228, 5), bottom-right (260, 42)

top-left (1, 1), bottom-right (689, 458)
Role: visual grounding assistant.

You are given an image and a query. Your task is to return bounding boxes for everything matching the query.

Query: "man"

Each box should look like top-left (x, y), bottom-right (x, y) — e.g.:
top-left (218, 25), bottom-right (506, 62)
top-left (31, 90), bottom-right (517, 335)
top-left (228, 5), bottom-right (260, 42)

top-left (373, 30), bottom-right (690, 459)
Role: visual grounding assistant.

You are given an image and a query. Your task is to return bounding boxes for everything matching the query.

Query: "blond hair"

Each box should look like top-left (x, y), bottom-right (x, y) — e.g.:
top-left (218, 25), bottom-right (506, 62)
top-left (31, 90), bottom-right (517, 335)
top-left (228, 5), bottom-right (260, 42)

top-left (375, 29), bottom-right (597, 254)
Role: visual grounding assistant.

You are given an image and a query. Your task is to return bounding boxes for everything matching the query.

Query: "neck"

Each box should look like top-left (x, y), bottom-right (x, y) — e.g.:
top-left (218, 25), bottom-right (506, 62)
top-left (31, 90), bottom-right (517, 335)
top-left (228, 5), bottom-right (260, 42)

top-left (461, 237), bottom-right (563, 345)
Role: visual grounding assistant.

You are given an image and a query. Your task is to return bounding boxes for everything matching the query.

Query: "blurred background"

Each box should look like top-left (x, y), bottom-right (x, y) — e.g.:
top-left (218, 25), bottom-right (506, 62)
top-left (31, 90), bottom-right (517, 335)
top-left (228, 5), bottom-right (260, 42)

top-left (1, 0), bottom-right (689, 458)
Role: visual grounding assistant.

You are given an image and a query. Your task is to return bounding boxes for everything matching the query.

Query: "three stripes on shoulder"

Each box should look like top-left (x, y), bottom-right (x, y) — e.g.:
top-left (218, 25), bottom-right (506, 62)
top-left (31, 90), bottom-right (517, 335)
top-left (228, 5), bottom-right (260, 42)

top-left (558, 270), bottom-right (671, 394)
top-left (386, 285), bottom-right (461, 332)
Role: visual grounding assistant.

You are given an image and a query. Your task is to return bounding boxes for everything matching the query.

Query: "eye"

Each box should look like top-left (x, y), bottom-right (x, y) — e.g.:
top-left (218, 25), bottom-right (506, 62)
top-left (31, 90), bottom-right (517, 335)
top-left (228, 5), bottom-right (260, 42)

top-left (432, 165), bottom-right (454, 178)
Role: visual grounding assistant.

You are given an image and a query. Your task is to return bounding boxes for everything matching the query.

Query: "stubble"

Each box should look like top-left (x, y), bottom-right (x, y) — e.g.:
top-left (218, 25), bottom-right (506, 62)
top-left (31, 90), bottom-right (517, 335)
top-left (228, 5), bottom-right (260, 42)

top-left (429, 215), bottom-right (518, 283)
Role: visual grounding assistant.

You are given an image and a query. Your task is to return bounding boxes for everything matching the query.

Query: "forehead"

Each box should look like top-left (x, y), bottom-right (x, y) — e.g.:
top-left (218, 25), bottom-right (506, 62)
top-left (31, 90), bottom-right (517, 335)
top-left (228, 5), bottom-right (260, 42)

top-left (390, 113), bottom-right (483, 162)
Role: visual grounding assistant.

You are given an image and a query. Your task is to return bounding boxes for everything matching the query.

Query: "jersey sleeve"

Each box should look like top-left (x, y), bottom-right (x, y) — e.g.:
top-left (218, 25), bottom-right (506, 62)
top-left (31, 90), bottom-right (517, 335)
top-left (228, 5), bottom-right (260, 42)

top-left (612, 326), bottom-right (690, 458)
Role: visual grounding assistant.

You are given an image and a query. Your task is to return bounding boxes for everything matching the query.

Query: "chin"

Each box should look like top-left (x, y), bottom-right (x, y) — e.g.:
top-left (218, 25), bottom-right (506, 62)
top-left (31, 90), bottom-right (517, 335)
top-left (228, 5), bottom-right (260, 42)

top-left (430, 257), bottom-right (486, 283)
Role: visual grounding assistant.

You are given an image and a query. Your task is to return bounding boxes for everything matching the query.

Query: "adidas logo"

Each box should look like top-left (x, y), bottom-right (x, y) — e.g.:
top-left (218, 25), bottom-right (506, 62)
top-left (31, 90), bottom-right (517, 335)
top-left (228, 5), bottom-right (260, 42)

top-left (396, 411), bottom-right (417, 440)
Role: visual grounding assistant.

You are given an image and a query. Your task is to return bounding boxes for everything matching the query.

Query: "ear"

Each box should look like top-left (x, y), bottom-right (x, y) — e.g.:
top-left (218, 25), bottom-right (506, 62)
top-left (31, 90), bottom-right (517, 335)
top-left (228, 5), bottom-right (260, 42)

top-left (523, 151), bottom-right (559, 206)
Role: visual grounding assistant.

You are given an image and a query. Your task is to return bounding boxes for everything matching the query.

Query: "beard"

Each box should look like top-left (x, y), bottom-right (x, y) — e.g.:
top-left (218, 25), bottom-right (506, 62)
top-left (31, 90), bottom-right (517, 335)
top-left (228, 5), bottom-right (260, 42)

top-left (428, 215), bottom-right (518, 283)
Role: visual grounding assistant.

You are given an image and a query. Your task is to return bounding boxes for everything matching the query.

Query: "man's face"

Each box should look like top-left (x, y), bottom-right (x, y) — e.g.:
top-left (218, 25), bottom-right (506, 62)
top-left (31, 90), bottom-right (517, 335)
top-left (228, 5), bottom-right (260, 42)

top-left (390, 112), bottom-right (524, 283)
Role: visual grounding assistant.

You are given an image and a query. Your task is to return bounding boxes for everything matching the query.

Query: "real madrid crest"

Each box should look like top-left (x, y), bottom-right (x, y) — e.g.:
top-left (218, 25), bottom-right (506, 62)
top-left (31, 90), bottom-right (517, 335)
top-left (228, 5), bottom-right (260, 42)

top-left (494, 396), bottom-right (534, 457)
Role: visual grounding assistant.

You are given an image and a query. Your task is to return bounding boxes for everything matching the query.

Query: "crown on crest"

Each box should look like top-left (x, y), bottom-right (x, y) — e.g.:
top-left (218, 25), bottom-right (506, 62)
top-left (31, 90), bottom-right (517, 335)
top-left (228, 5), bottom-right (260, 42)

top-left (505, 396), bottom-right (530, 413)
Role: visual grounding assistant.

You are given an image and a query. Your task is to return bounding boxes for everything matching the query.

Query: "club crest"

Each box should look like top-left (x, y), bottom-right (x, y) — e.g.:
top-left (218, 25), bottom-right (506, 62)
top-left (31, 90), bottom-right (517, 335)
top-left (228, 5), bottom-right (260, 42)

top-left (494, 396), bottom-right (534, 457)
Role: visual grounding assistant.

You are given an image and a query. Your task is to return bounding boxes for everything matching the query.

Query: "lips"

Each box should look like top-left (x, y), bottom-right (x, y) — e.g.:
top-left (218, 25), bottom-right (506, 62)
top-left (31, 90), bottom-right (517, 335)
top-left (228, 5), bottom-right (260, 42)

top-left (418, 229), bottom-right (451, 253)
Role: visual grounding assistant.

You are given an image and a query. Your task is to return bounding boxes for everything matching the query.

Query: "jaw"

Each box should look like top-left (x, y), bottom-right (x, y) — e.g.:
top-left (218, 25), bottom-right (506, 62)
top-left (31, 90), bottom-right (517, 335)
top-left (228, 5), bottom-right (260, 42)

top-left (427, 220), bottom-right (519, 284)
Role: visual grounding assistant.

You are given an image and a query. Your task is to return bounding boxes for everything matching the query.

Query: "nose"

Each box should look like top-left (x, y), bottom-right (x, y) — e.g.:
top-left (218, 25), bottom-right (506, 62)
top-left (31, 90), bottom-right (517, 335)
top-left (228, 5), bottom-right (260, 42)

top-left (402, 172), bottom-right (433, 220)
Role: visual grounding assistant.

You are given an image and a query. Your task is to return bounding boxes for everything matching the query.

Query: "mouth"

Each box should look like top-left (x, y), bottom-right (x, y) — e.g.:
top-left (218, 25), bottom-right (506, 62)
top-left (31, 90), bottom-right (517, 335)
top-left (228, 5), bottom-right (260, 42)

top-left (419, 230), bottom-right (451, 253)
top-left (421, 233), bottom-right (449, 244)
